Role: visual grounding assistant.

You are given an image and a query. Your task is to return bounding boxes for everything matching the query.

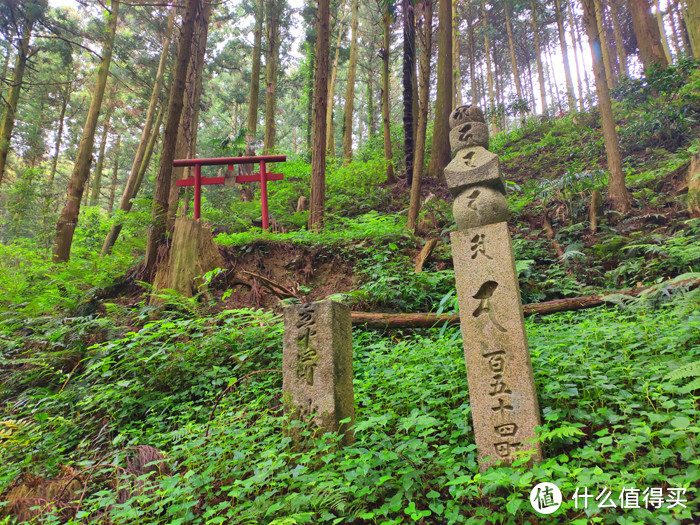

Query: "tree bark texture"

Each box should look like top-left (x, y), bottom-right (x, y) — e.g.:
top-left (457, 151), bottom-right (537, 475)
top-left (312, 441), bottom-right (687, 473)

top-left (407, 0), bottom-right (433, 231)
top-left (89, 107), bottom-right (113, 206)
top-left (467, 3), bottom-right (476, 103)
top-left (142, 0), bottom-right (199, 279)
top-left (342, 0), bottom-right (359, 161)
top-left (595, 0), bottom-right (617, 88)
top-left (168, 0), bottom-right (210, 221)
top-left (682, 0), bottom-right (699, 57)
top-left (309, 0), bottom-right (330, 229)
top-left (247, 0), bottom-right (264, 148)
top-left (403, 0), bottom-right (416, 182)
top-left (107, 134), bottom-right (121, 213)
top-left (427, 0), bottom-right (452, 180)
top-left (581, 0), bottom-right (632, 213)
top-left (381, 8), bottom-right (395, 183)
top-left (610, 0), bottom-right (629, 76)
top-left (52, 0), bottom-right (119, 262)
top-left (0, 16), bottom-right (35, 186)
top-left (627, 0), bottom-right (669, 68)
top-left (46, 84), bottom-right (71, 201)
top-left (263, 0), bottom-right (281, 154)
top-left (652, 0), bottom-right (673, 62)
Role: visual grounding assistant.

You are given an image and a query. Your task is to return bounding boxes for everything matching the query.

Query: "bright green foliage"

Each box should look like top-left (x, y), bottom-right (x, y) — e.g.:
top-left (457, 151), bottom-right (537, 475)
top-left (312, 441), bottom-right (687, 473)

top-left (1, 290), bottom-right (698, 523)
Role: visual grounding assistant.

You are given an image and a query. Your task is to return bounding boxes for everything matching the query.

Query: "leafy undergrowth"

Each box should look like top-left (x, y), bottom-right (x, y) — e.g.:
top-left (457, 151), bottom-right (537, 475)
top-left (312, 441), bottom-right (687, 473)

top-left (1, 286), bottom-right (698, 524)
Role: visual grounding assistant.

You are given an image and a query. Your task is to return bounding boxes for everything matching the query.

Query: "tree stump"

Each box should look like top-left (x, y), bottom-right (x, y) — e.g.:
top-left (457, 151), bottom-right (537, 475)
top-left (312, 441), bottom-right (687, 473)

top-left (151, 218), bottom-right (223, 301)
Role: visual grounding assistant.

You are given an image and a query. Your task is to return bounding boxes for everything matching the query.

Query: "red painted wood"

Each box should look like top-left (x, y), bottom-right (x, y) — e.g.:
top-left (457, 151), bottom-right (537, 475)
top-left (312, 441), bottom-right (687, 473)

top-left (173, 155), bottom-right (286, 167)
top-left (176, 176), bottom-right (226, 187)
top-left (235, 173), bottom-right (283, 182)
top-left (194, 164), bottom-right (202, 219)
top-left (260, 160), bottom-right (269, 230)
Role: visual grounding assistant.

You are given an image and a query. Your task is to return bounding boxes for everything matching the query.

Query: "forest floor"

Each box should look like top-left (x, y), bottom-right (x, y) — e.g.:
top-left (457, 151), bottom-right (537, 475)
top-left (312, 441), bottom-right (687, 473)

top-left (1, 67), bottom-right (700, 524)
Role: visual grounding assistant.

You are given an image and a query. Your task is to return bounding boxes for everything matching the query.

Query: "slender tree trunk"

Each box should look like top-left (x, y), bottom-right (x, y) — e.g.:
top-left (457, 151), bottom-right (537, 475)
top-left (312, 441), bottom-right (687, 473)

top-left (452, 0), bottom-right (463, 108)
top-left (53, 0), bottom-right (119, 262)
top-left (247, 0), bottom-right (264, 152)
top-left (367, 70), bottom-right (376, 136)
top-left (342, 0), bottom-right (359, 161)
top-left (0, 17), bottom-right (35, 185)
top-left (581, 0), bottom-right (632, 213)
top-left (89, 107), bottom-right (113, 206)
top-left (682, 0), bottom-right (699, 57)
top-left (602, 0), bottom-right (621, 77)
top-left (309, 0), bottom-right (330, 228)
top-left (571, 0), bottom-right (592, 102)
top-left (263, 0), bottom-right (281, 154)
top-left (134, 106), bottom-right (164, 197)
top-left (652, 0), bottom-right (671, 61)
top-left (408, 0), bottom-right (433, 230)
top-left (627, 0), bottom-right (669, 68)
top-left (530, 0), bottom-right (548, 113)
top-left (545, 44), bottom-right (562, 112)
top-left (594, 0), bottom-right (616, 88)
top-left (46, 84), bottom-right (71, 200)
top-left (381, 7), bottom-right (396, 183)
top-left (326, 2), bottom-right (347, 158)
top-left (525, 56), bottom-right (537, 111)
top-left (467, 3), bottom-right (476, 103)
top-left (553, 0), bottom-right (575, 111)
top-left (667, 0), bottom-right (682, 55)
top-left (107, 134), bottom-right (121, 213)
top-left (101, 9), bottom-right (173, 254)
top-left (610, 0), bottom-right (629, 76)
top-left (481, 0), bottom-right (497, 132)
top-left (568, 4), bottom-right (586, 110)
top-left (403, 0), bottom-right (416, 182)
top-left (505, 0), bottom-right (523, 105)
top-left (427, 0), bottom-right (452, 180)
top-left (675, 0), bottom-right (694, 56)
top-left (142, 0), bottom-right (199, 279)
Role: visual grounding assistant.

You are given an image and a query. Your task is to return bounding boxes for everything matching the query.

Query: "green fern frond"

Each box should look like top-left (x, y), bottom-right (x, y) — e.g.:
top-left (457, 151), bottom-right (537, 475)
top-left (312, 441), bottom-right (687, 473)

top-left (665, 361), bottom-right (700, 382)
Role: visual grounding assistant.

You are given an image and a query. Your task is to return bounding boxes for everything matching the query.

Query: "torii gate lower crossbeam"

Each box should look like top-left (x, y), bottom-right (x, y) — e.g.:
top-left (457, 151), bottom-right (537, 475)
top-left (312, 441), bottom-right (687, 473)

top-left (174, 155), bottom-right (286, 229)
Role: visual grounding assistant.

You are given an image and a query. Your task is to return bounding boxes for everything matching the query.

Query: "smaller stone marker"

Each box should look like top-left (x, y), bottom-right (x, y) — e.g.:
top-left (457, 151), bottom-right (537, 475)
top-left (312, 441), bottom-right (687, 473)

top-left (447, 104), bottom-right (542, 470)
top-left (283, 300), bottom-right (355, 446)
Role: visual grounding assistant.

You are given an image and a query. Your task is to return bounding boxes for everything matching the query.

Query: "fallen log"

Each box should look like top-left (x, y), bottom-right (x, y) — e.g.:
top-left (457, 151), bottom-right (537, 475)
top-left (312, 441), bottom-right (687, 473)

top-left (350, 277), bottom-right (700, 328)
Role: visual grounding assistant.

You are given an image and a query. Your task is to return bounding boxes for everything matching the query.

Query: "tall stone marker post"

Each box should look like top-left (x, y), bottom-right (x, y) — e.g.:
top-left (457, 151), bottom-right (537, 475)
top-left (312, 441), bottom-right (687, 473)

top-left (283, 300), bottom-right (355, 447)
top-left (447, 105), bottom-right (542, 470)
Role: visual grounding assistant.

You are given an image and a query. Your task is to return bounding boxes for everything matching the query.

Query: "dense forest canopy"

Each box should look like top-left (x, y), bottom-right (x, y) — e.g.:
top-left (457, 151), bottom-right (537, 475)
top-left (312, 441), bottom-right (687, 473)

top-left (0, 0), bottom-right (699, 522)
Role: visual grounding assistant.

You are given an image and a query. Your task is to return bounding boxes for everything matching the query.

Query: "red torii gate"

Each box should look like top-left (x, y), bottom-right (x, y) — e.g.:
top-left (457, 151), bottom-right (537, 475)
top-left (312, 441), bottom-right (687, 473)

top-left (174, 155), bottom-right (286, 229)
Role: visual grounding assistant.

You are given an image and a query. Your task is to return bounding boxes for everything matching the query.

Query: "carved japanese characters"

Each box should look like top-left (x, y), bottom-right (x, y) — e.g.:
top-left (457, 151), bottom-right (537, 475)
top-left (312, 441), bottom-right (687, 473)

top-left (282, 301), bottom-right (355, 447)
top-left (448, 104), bottom-right (542, 470)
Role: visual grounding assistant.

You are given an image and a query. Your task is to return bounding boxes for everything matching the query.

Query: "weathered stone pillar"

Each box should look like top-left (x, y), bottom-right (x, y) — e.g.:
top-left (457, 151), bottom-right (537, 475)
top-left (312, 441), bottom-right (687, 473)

top-left (447, 104), bottom-right (542, 470)
top-left (282, 300), bottom-right (355, 447)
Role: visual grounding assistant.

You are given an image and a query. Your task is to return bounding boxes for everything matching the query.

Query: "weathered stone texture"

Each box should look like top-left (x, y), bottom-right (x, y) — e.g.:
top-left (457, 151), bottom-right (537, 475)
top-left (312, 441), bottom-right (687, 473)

top-left (444, 147), bottom-right (505, 197)
top-left (452, 186), bottom-right (509, 230)
top-left (449, 122), bottom-right (490, 154)
top-left (451, 223), bottom-right (542, 470)
top-left (283, 300), bottom-right (355, 446)
top-left (449, 104), bottom-right (486, 128)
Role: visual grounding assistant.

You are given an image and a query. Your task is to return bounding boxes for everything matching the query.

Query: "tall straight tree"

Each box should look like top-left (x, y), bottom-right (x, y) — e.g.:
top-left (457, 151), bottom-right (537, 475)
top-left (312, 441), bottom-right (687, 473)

top-left (52, 0), bottom-right (119, 262)
top-left (89, 106), bottom-right (113, 206)
top-left (342, 0), bottom-right (359, 161)
top-left (102, 8), bottom-right (174, 255)
top-left (263, 0), bottom-right (282, 153)
top-left (0, 1), bottom-right (43, 185)
top-left (107, 134), bottom-right (121, 214)
top-left (581, 0), bottom-right (632, 213)
top-left (247, 0), bottom-right (264, 154)
top-left (380, 0), bottom-right (396, 183)
top-left (529, 0), bottom-right (547, 113)
top-left (427, 0), bottom-right (452, 180)
top-left (610, 0), bottom-right (629, 76)
top-left (627, 0), bottom-right (669, 68)
top-left (309, 0), bottom-right (330, 228)
top-left (168, 0), bottom-right (211, 220)
top-left (595, 0), bottom-right (617, 88)
top-left (481, 0), bottom-right (497, 130)
top-left (553, 0), bottom-right (575, 110)
top-left (681, 0), bottom-right (699, 57)
top-left (452, 0), bottom-right (463, 107)
top-left (403, 0), bottom-right (416, 182)
top-left (408, 0), bottom-right (433, 230)
top-left (504, 0), bottom-right (523, 105)
top-left (143, 0), bottom-right (200, 279)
